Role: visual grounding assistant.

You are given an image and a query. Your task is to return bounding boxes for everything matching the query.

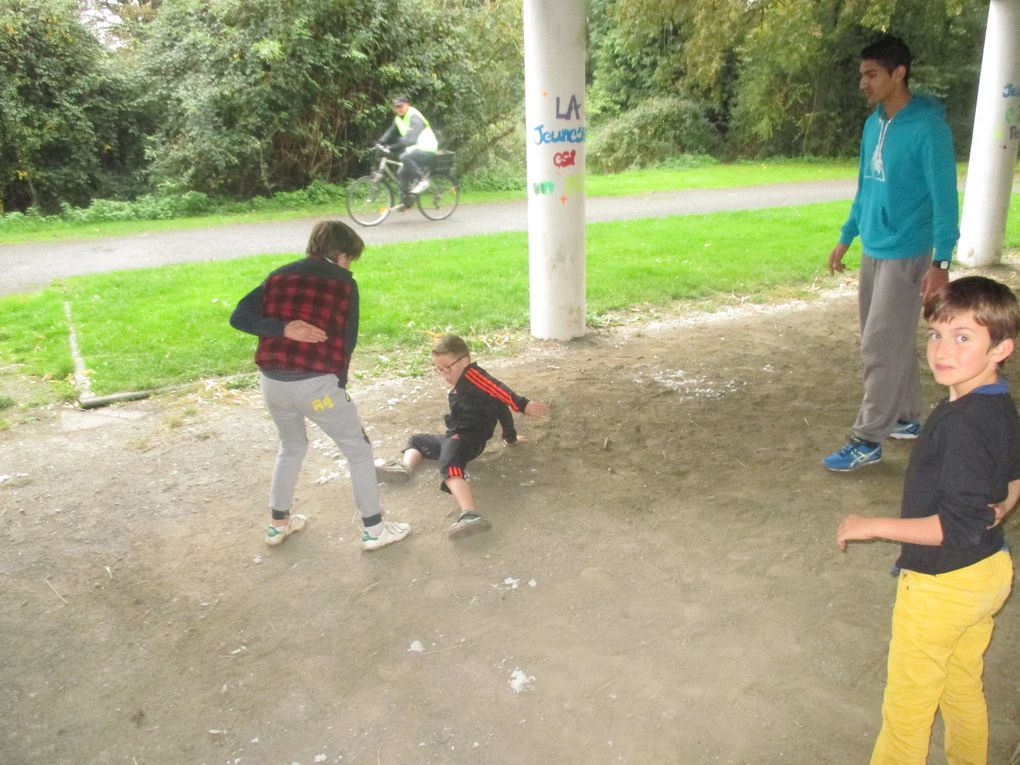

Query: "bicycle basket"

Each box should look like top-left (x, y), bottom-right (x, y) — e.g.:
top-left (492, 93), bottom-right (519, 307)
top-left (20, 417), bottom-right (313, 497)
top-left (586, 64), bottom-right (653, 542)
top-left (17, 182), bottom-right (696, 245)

top-left (433, 152), bottom-right (455, 175)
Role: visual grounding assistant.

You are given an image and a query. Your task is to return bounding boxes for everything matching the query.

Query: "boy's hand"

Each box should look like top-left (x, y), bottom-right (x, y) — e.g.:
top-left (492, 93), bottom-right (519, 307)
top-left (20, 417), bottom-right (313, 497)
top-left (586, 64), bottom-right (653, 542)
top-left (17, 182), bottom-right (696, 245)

top-left (284, 320), bottom-right (327, 343)
top-left (836, 515), bottom-right (875, 551)
top-left (987, 479), bottom-right (1020, 528)
top-left (525, 401), bottom-right (549, 418)
top-left (988, 501), bottom-right (1011, 528)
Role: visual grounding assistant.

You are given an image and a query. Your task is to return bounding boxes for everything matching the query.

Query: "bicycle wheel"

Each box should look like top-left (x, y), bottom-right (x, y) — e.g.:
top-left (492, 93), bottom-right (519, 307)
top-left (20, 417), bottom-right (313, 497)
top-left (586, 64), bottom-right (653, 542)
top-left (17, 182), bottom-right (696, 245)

top-left (347, 176), bottom-right (394, 227)
top-left (416, 175), bottom-right (460, 221)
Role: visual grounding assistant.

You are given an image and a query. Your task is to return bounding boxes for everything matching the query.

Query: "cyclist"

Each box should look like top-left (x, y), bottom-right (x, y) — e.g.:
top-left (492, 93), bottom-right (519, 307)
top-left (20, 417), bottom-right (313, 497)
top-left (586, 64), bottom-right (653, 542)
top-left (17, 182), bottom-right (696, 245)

top-left (375, 96), bottom-right (439, 212)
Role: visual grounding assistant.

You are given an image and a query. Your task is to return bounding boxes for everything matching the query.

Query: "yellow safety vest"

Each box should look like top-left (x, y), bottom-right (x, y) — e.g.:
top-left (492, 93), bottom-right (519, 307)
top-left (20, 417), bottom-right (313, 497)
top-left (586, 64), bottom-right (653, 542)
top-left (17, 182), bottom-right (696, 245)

top-left (394, 106), bottom-right (438, 153)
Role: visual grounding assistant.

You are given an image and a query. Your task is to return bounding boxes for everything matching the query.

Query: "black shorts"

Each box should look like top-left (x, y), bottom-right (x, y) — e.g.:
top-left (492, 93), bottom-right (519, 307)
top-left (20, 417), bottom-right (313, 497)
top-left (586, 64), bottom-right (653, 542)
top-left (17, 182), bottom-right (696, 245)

top-left (405, 432), bottom-right (486, 493)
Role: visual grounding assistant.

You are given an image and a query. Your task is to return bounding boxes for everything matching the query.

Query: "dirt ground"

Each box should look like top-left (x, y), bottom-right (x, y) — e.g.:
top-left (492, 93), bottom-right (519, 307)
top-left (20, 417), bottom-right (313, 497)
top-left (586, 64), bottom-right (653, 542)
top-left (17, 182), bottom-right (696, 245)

top-left (2, 268), bottom-right (1019, 765)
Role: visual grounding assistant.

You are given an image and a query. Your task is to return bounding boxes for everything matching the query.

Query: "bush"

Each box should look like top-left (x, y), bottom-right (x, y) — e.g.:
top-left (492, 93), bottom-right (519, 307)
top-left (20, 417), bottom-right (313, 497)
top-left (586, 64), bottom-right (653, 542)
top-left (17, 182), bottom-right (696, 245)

top-left (652, 154), bottom-right (720, 171)
top-left (174, 191), bottom-right (214, 217)
top-left (0, 211), bottom-right (29, 231)
top-left (268, 181), bottom-right (345, 209)
top-left (587, 96), bottom-right (719, 174)
top-left (82, 198), bottom-right (138, 222)
top-left (0, 180), bottom-right (347, 231)
top-left (459, 154), bottom-right (526, 193)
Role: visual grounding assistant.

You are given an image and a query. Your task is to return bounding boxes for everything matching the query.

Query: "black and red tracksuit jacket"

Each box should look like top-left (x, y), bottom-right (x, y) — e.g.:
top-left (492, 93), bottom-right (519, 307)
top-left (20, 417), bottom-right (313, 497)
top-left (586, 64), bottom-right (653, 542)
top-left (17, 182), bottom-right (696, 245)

top-left (230, 257), bottom-right (358, 387)
top-left (446, 362), bottom-right (530, 445)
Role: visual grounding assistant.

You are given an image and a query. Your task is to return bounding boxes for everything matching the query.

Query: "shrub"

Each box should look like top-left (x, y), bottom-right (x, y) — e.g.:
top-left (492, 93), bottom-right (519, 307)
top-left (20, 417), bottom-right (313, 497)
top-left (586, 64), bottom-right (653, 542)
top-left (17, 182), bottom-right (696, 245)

top-left (83, 198), bottom-right (138, 222)
top-left (652, 154), bottom-right (720, 171)
top-left (0, 211), bottom-right (30, 232)
top-left (175, 191), bottom-right (214, 217)
top-left (459, 154), bottom-right (526, 192)
top-left (588, 96), bottom-right (719, 174)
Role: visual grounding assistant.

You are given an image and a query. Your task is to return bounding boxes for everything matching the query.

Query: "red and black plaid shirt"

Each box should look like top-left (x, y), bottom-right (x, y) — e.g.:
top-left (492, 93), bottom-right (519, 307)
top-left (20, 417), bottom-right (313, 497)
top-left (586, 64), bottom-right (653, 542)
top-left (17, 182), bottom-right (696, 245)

top-left (231, 257), bottom-right (359, 385)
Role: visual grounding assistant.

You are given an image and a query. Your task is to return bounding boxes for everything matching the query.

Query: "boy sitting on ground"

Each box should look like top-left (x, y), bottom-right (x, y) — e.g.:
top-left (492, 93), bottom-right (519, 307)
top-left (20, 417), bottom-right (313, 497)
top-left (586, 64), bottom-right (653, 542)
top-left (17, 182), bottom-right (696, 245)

top-left (376, 334), bottom-right (549, 538)
top-left (837, 276), bottom-right (1020, 764)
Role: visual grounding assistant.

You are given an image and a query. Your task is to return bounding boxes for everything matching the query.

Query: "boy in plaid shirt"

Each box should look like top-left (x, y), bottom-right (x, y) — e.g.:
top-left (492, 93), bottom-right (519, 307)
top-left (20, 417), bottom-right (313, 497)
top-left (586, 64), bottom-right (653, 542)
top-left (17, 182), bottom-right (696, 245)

top-left (231, 220), bottom-right (410, 551)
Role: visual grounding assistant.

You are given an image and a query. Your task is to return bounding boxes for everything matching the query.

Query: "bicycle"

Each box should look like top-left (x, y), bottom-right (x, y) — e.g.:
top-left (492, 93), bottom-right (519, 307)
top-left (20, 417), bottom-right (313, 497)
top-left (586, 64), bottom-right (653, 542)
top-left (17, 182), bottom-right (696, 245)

top-left (346, 147), bottom-right (460, 227)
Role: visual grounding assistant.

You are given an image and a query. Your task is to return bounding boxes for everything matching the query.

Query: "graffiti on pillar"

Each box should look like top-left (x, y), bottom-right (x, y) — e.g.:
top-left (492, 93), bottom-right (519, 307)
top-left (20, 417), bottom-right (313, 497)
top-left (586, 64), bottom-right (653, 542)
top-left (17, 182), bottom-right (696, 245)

top-left (553, 150), bottom-right (576, 168)
top-left (532, 91), bottom-right (585, 145)
top-left (1003, 83), bottom-right (1019, 98)
top-left (529, 90), bottom-right (584, 200)
top-left (530, 175), bottom-right (584, 201)
top-left (556, 95), bottom-right (582, 121)
top-left (1003, 104), bottom-right (1020, 146)
top-left (563, 175), bottom-right (583, 193)
top-left (558, 174), bottom-right (584, 205)
top-left (533, 124), bottom-right (586, 145)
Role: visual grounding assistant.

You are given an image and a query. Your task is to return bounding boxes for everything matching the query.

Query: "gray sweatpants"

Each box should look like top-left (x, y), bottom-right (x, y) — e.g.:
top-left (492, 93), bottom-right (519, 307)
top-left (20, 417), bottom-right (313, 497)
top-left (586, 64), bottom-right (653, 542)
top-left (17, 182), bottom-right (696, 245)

top-left (852, 253), bottom-right (929, 444)
top-left (260, 373), bottom-right (382, 527)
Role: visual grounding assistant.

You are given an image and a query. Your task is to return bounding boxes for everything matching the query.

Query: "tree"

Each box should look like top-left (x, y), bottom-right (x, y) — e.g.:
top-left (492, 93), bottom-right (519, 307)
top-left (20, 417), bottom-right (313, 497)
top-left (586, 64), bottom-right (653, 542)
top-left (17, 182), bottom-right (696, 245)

top-left (592, 0), bottom-right (989, 158)
top-left (137, 0), bottom-right (524, 197)
top-left (0, 0), bottom-right (150, 212)
top-left (728, 0), bottom-right (988, 156)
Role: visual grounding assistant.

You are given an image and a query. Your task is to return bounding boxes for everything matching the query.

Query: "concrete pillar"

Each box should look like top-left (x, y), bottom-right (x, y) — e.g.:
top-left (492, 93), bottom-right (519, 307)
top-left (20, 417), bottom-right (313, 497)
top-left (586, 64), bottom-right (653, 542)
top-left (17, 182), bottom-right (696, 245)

top-left (958, 0), bottom-right (1020, 267)
top-left (523, 0), bottom-right (586, 340)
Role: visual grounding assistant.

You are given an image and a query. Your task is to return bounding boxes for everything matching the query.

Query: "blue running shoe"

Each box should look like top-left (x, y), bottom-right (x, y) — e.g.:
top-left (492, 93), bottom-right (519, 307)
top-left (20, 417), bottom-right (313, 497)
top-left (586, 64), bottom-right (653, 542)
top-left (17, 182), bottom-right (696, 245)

top-left (822, 438), bottom-right (882, 472)
top-left (889, 419), bottom-right (921, 440)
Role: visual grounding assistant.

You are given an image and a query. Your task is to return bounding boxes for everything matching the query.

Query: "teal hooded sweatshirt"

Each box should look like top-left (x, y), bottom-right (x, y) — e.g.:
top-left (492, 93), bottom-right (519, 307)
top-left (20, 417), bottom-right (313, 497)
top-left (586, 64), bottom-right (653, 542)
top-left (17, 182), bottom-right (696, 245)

top-left (839, 93), bottom-right (959, 262)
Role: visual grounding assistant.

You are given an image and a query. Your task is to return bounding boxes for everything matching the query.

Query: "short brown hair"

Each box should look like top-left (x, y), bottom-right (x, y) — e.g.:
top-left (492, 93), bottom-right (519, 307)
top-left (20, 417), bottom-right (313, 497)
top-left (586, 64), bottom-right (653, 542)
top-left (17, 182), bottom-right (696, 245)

top-left (432, 334), bottom-right (469, 358)
top-left (923, 276), bottom-right (1020, 348)
top-left (306, 220), bottom-right (364, 262)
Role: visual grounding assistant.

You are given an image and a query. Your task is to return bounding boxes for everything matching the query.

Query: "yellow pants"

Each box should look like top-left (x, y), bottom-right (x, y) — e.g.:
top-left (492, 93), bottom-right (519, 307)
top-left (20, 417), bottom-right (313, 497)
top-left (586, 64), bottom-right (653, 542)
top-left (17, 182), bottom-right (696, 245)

top-left (870, 551), bottom-right (1013, 765)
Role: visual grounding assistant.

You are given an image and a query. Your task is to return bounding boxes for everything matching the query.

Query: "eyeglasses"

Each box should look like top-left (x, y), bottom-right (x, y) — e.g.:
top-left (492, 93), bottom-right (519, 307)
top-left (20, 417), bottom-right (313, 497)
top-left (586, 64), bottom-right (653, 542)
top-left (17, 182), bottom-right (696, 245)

top-left (434, 356), bottom-right (466, 375)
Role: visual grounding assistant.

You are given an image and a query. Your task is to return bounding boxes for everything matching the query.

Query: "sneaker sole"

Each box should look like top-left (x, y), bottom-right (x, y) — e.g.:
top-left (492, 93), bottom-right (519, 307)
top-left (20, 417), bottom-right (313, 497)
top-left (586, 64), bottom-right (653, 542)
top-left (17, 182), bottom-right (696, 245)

top-left (376, 469), bottom-right (411, 484)
top-left (449, 517), bottom-right (492, 539)
top-left (888, 432), bottom-right (919, 441)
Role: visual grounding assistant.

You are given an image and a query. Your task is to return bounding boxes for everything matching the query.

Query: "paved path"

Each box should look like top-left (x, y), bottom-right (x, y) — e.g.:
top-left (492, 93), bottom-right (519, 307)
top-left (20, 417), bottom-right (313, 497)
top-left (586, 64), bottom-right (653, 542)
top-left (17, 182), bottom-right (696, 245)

top-left (0, 179), bottom-right (856, 296)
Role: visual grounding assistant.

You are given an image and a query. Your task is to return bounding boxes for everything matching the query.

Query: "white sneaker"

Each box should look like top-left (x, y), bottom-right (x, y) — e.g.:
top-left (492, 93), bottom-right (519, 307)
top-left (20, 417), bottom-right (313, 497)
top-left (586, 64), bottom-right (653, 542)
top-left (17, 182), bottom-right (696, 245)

top-left (264, 514), bottom-right (307, 547)
top-left (411, 178), bottom-right (431, 194)
top-left (362, 521), bottom-right (411, 551)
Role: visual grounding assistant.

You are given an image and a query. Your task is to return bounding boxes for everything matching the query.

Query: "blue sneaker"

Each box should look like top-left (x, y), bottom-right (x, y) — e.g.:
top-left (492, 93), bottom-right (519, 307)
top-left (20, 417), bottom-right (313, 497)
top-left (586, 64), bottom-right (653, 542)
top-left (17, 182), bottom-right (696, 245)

top-left (822, 438), bottom-right (882, 472)
top-left (889, 419), bottom-right (921, 440)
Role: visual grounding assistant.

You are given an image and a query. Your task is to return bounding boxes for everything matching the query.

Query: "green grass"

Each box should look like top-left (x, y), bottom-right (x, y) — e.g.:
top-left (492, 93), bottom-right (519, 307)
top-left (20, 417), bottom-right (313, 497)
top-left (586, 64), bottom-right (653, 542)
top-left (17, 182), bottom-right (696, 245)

top-left (5, 193), bottom-right (1018, 399)
top-left (0, 288), bottom-right (76, 394)
top-left (583, 158), bottom-right (857, 197)
top-left (0, 159), bottom-right (859, 246)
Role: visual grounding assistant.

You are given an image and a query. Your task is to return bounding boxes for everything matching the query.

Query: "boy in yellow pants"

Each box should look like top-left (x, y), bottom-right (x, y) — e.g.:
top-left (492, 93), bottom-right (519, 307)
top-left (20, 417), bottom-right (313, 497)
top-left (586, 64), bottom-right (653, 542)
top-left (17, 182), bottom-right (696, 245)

top-left (837, 276), bottom-right (1020, 764)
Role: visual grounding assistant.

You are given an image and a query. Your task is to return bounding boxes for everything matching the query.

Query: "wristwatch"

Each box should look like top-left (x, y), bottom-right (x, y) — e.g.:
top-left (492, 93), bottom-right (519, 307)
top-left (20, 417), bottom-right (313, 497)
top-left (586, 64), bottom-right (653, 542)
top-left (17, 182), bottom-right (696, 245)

top-left (932, 259), bottom-right (950, 270)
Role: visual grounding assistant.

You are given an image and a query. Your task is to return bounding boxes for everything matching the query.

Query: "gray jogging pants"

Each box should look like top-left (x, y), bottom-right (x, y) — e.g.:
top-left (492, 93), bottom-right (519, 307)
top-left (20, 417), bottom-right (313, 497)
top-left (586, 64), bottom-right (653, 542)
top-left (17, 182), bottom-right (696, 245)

top-left (260, 372), bottom-right (382, 527)
top-left (852, 253), bottom-right (930, 444)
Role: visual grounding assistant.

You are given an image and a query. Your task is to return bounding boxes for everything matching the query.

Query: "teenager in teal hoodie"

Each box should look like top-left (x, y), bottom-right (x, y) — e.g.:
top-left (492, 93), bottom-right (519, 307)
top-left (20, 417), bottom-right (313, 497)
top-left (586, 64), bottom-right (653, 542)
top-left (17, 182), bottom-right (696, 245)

top-left (823, 35), bottom-right (960, 472)
top-left (840, 92), bottom-right (959, 263)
